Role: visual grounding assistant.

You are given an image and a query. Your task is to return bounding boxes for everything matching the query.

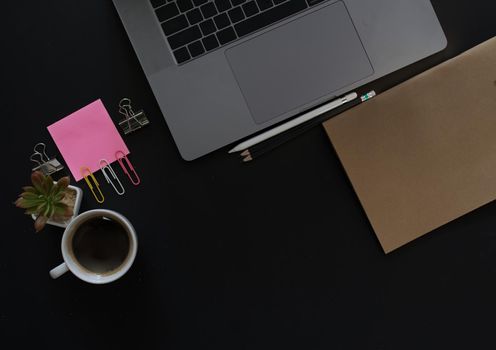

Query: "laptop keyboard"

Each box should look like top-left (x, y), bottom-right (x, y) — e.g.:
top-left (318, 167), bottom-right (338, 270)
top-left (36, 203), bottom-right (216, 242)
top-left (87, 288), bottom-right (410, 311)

top-left (150, 0), bottom-right (328, 64)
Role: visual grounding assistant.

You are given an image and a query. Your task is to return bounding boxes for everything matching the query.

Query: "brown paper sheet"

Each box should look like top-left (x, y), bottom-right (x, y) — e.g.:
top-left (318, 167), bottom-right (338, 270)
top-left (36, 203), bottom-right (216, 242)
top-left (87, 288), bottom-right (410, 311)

top-left (324, 37), bottom-right (496, 253)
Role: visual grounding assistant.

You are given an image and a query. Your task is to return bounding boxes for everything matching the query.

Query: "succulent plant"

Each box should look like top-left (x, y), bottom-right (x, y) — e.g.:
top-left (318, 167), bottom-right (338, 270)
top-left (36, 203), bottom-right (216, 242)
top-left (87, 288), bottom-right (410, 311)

top-left (15, 171), bottom-right (74, 232)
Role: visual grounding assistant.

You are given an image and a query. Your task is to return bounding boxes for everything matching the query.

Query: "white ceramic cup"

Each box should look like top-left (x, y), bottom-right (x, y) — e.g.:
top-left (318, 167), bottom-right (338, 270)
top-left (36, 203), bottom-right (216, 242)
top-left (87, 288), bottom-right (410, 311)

top-left (49, 209), bottom-right (138, 284)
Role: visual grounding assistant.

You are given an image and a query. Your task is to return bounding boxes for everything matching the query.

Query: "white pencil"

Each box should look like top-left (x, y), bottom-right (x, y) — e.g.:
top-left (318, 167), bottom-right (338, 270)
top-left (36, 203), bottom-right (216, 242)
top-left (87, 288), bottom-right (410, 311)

top-left (228, 92), bottom-right (358, 154)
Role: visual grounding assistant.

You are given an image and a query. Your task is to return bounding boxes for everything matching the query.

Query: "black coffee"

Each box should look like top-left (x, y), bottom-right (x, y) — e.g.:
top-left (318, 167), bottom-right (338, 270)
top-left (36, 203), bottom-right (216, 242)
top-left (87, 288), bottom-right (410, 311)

top-left (71, 217), bottom-right (130, 274)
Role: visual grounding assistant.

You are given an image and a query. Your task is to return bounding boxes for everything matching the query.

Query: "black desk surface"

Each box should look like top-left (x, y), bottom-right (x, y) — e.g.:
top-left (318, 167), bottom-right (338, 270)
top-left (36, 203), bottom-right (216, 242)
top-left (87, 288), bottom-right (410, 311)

top-left (3, 1), bottom-right (496, 349)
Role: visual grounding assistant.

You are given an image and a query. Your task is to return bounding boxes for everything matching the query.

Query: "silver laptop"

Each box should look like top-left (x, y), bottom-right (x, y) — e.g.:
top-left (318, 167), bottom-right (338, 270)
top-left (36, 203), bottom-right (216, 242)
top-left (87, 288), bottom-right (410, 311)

top-left (113, 0), bottom-right (446, 160)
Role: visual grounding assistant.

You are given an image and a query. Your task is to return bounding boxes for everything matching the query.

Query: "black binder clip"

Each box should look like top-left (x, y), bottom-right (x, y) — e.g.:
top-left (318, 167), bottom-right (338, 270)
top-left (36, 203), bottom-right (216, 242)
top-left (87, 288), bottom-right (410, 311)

top-left (118, 98), bottom-right (150, 135)
top-left (30, 143), bottom-right (64, 176)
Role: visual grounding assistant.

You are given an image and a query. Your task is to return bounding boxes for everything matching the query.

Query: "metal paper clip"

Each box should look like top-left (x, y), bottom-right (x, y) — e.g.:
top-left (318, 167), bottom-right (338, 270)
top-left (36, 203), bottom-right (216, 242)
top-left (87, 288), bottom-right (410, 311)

top-left (30, 143), bottom-right (64, 176)
top-left (118, 98), bottom-right (149, 135)
top-left (116, 151), bottom-right (141, 186)
top-left (100, 159), bottom-right (125, 195)
top-left (81, 167), bottom-right (105, 203)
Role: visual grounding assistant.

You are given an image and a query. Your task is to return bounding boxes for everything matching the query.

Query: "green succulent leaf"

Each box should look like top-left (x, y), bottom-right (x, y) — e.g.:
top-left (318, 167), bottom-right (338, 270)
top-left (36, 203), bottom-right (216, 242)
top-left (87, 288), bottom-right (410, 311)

top-left (53, 191), bottom-right (65, 202)
top-left (36, 202), bottom-right (47, 215)
top-left (20, 192), bottom-right (42, 201)
top-left (55, 201), bottom-right (68, 208)
top-left (42, 175), bottom-right (53, 195)
top-left (44, 201), bottom-right (55, 218)
top-left (31, 171), bottom-right (45, 193)
top-left (51, 182), bottom-right (61, 196)
top-left (54, 202), bottom-right (71, 217)
top-left (25, 208), bottom-right (39, 215)
top-left (48, 181), bottom-right (55, 195)
top-left (56, 176), bottom-right (70, 191)
top-left (20, 199), bottom-right (45, 209)
top-left (17, 196), bottom-right (43, 208)
top-left (34, 215), bottom-right (49, 232)
top-left (15, 197), bottom-right (28, 208)
top-left (22, 186), bottom-right (37, 194)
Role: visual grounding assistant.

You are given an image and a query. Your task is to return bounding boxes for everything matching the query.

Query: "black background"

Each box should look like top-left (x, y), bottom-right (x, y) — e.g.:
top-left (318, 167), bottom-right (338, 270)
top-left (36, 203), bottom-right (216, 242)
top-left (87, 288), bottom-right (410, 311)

top-left (2, 1), bottom-right (496, 349)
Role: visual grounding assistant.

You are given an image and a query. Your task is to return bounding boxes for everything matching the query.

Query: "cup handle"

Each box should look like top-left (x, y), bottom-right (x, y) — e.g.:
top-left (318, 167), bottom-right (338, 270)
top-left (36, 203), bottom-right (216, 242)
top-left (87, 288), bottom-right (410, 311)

top-left (50, 262), bottom-right (69, 279)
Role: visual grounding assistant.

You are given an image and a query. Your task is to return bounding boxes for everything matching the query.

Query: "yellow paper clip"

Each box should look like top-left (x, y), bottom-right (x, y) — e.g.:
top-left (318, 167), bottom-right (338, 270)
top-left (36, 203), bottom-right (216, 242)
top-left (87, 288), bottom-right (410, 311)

top-left (81, 167), bottom-right (105, 203)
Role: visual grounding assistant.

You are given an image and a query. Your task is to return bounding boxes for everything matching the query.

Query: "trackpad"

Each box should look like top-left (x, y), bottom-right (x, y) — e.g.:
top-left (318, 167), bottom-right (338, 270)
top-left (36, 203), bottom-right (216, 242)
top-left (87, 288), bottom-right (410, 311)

top-left (225, 1), bottom-right (373, 124)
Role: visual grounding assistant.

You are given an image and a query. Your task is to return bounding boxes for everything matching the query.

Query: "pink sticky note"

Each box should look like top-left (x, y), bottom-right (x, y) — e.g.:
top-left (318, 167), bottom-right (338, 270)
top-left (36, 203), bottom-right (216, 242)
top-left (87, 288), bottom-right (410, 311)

top-left (48, 99), bottom-right (129, 181)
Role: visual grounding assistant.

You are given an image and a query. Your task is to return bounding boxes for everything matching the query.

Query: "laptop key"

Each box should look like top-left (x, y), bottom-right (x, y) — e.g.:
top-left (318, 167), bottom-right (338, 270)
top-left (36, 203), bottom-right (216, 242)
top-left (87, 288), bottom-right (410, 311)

top-left (150, 0), bottom-right (167, 9)
top-left (228, 7), bottom-right (245, 23)
top-left (177, 0), bottom-right (194, 12)
top-left (217, 26), bottom-right (237, 45)
top-left (188, 40), bottom-right (205, 57)
top-left (214, 13), bottom-right (231, 29)
top-left (235, 0), bottom-right (307, 37)
top-left (306, 0), bottom-right (326, 5)
top-left (242, 1), bottom-right (259, 17)
top-left (202, 34), bottom-right (220, 51)
top-left (232, 0), bottom-right (247, 5)
top-left (168, 25), bottom-right (202, 49)
top-left (200, 2), bottom-right (218, 18)
top-left (256, 0), bottom-right (273, 11)
top-left (192, 0), bottom-right (208, 6)
top-left (199, 19), bottom-right (217, 36)
top-left (215, 0), bottom-right (233, 12)
top-left (186, 8), bottom-right (203, 25)
top-left (156, 2), bottom-right (180, 22)
top-left (173, 47), bottom-right (191, 64)
top-left (162, 14), bottom-right (189, 35)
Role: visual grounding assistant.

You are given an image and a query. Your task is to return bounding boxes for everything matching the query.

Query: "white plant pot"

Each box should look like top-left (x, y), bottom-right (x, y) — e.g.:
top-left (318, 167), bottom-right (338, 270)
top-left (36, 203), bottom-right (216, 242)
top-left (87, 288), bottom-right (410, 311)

top-left (31, 185), bottom-right (83, 229)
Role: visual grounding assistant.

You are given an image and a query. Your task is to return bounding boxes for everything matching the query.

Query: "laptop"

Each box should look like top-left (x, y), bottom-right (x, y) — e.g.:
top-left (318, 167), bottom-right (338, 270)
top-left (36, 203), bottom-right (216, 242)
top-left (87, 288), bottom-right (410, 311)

top-left (113, 0), bottom-right (446, 160)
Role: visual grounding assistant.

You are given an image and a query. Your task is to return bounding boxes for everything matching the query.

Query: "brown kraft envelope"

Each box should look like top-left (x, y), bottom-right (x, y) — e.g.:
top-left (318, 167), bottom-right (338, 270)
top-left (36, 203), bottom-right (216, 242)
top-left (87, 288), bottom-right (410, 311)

top-left (324, 37), bottom-right (496, 253)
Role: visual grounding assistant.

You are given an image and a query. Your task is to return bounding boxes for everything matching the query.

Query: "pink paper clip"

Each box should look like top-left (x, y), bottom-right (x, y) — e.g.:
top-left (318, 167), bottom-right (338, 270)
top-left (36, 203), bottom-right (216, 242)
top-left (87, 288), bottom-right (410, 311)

top-left (116, 151), bottom-right (140, 186)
